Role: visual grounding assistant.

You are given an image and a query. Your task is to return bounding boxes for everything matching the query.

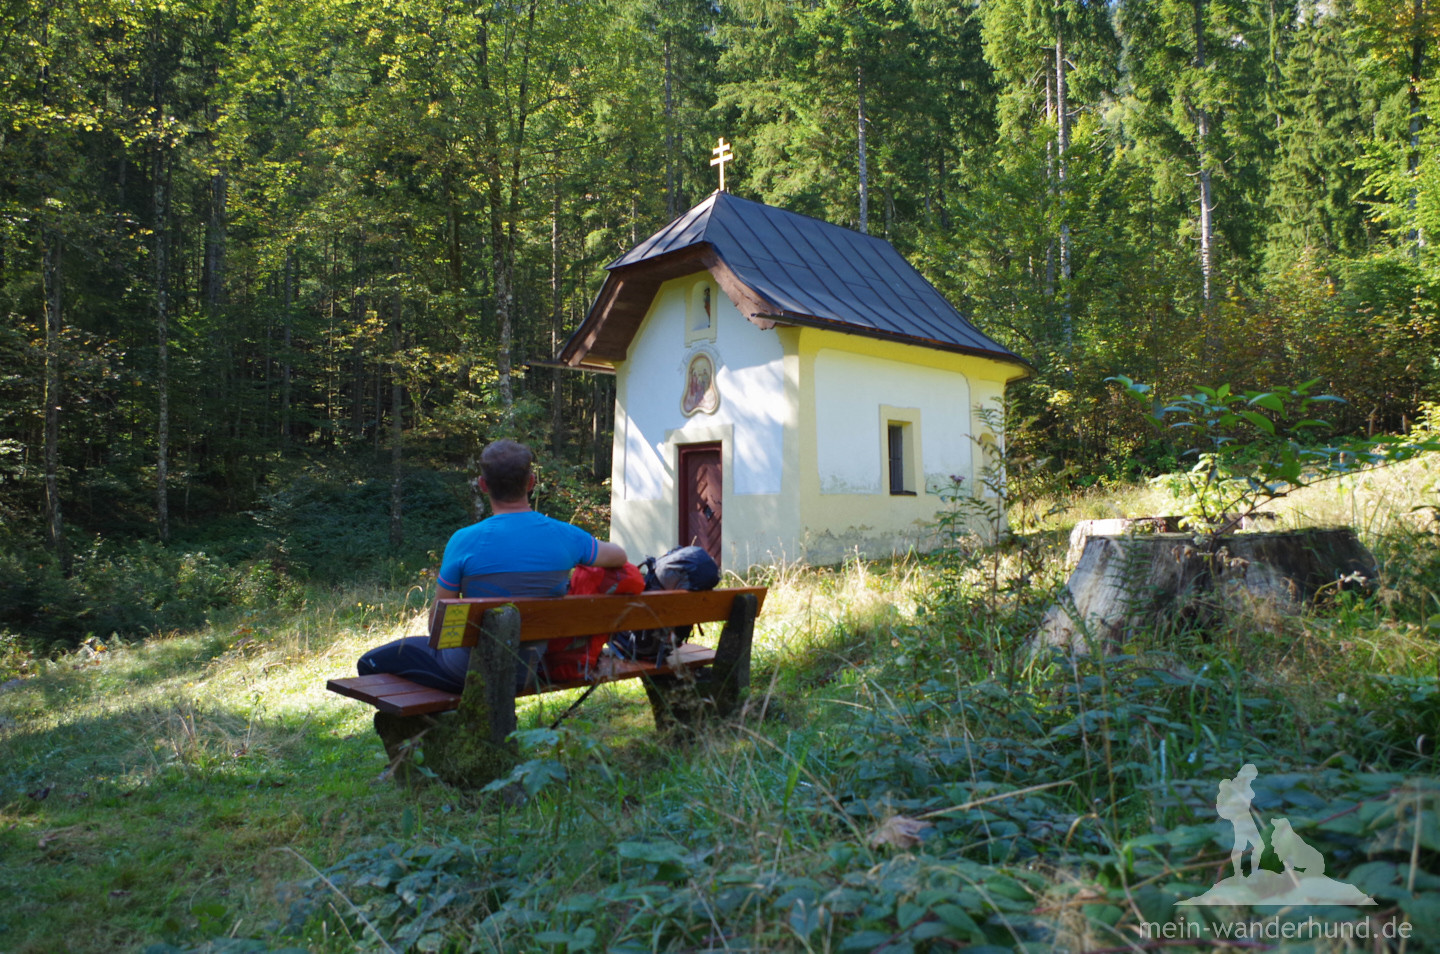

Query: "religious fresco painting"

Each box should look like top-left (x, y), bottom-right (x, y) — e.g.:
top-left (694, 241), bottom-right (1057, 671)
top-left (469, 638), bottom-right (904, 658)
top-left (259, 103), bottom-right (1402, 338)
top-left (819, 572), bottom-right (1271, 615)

top-left (681, 352), bottom-right (720, 416)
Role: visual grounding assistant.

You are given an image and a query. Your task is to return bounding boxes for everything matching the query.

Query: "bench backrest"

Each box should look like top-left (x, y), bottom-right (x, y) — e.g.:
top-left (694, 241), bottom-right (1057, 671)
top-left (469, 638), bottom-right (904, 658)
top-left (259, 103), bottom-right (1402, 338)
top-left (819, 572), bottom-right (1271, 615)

top-left (428, 587), bottom-right (768, 650)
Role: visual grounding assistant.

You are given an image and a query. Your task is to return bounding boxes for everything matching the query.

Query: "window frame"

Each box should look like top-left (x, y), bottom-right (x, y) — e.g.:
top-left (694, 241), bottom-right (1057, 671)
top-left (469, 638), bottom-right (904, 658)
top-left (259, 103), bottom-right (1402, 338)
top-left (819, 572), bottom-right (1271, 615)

top-left (879, 405), bottom-right (921, 497)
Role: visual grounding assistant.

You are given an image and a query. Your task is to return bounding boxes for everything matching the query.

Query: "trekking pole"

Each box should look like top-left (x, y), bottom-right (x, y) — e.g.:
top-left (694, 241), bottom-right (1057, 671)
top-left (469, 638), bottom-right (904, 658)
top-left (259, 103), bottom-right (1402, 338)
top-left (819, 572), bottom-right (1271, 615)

top-left (549, 682), bottom-right (601, 731)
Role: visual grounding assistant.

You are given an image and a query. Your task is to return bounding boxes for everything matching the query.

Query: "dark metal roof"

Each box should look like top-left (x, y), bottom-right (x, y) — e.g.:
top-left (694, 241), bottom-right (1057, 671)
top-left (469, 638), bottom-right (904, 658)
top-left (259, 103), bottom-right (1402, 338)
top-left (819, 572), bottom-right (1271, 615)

top-left (605, 191), bottom-right (1023, 364)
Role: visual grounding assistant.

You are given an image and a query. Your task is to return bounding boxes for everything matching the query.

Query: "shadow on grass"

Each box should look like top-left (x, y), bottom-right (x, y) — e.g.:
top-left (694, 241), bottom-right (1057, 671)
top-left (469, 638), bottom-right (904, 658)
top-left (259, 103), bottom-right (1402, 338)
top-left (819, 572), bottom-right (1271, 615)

top-left (0, 681), bottom-right (370, 796)
top-left (0, 693), bottom-right (429, 954)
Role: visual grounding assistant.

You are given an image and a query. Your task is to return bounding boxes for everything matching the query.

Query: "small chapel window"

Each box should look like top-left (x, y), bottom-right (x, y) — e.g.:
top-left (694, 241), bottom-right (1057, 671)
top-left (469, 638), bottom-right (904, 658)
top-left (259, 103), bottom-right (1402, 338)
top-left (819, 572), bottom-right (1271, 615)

top-left (888, 423), bottom-right (915, 496)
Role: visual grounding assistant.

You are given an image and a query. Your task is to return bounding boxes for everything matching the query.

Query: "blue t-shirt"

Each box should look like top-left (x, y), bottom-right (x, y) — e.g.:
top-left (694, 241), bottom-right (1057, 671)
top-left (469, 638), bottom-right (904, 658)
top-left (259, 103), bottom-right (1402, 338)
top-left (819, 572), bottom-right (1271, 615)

top-left (437, 511), bottom-right (600, 599)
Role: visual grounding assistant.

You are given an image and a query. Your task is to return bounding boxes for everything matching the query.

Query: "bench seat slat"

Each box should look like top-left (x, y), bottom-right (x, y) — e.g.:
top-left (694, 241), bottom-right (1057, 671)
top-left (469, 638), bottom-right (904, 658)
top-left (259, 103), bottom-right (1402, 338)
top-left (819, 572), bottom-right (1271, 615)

top-left (327, 675), bottom-right (461, 716)
top-left (328, 643), bottom-right (719, 716)
top-left (430, 587), bottom-right (767, 649)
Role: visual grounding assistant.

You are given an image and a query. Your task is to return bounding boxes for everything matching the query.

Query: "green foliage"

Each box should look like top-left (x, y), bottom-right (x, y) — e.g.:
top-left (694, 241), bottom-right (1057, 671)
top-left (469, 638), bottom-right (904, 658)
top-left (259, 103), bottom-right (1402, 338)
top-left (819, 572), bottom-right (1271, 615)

top-left (256, 648), bottom-right (1440, 952)
top-left (253, 466), bottom-right (470, 581)
top-left (9, 0), bottom-right (1440, 553)
top-left (5, 495), bottom-right (1440, 953)
top-left (1110, 375), bottom-right (1439, 532)
top-left (0, 535), bottom-right (298, 653)
top-left (480, 726), bottom-right (603, 798)
top-left (933, 404), bottom-right (1066, 622)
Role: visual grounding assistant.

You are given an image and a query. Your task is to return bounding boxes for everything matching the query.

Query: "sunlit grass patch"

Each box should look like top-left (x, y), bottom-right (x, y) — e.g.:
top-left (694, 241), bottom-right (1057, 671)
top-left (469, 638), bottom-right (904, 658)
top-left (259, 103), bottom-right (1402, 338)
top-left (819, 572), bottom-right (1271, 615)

top-left (1026, 479), bottom-right (1176, 532)
top-left (1273, 452), bottom-right (1440, 537)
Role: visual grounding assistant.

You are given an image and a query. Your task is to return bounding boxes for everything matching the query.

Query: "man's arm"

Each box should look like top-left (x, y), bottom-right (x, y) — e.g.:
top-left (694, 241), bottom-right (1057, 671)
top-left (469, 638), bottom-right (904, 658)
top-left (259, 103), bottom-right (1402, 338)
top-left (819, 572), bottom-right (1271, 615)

top-left (592, 540), bottom-right (627, 568)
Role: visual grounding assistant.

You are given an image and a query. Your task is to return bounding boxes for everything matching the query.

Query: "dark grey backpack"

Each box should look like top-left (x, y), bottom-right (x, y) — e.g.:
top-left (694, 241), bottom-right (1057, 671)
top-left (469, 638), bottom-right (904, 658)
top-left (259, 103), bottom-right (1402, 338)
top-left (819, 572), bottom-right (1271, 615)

top-left (609, 546), bottom-right (721, 662)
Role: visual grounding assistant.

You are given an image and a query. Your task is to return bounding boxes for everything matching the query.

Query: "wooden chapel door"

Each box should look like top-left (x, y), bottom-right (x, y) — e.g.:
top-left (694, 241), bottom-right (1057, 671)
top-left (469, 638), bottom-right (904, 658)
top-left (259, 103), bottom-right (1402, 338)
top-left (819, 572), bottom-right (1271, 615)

top-left (678, 443), bottom-right (722, 565)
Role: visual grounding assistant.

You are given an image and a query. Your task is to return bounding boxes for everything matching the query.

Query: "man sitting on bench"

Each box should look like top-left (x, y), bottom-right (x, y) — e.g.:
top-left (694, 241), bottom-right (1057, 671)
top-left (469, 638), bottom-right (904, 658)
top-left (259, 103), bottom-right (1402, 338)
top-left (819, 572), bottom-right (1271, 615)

top-left (357, 439), bottom-right (627, 692)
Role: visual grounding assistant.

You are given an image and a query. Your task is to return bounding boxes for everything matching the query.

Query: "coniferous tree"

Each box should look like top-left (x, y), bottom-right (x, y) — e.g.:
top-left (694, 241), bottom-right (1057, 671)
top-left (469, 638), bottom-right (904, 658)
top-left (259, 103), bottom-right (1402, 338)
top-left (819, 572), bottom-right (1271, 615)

top-left (718, 0), bottom-right (937, 237)
top-left (1265, 0), bottom-right (1377, 267)
top-left (1117, 0), bottom-right (1268, 307)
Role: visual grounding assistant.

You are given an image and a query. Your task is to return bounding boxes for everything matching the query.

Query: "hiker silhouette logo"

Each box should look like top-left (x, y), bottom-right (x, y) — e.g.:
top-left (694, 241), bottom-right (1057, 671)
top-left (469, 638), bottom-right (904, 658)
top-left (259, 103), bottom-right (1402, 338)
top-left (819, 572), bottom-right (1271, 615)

top-left (1177, 764), bottom-right (1376, 907)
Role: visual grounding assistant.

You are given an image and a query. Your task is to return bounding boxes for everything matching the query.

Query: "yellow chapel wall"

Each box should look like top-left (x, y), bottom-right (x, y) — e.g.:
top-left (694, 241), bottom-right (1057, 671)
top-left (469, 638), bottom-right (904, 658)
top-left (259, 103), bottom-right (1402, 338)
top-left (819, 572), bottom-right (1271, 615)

top-left (793, 327), bottom-right (1019, 565)
top-left (609, 273), bottom-right (802, 572)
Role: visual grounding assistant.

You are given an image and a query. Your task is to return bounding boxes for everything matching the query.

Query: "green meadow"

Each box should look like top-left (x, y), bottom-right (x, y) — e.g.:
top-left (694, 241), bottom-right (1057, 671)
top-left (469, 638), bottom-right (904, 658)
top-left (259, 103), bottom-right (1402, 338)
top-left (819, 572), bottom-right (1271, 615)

top-left (4, 460), bottom-right (1440, 953)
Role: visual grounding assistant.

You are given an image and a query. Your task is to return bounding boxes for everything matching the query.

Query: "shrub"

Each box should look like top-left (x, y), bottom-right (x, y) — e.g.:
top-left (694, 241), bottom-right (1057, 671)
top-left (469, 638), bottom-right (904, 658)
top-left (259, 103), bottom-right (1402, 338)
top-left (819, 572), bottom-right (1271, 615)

top-left (1110, 376), bottom-right (1440, 533)
top-left (252, 465), bottom-right (471, 581)
top-left (0, 537), bottom-right (269, 654)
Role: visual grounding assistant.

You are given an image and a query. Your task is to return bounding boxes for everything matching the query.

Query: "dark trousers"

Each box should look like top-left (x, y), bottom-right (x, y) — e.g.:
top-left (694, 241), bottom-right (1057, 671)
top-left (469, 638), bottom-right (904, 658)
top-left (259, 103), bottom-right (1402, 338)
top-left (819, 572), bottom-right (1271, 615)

top-left (358, 637), bottom-right (545, 694)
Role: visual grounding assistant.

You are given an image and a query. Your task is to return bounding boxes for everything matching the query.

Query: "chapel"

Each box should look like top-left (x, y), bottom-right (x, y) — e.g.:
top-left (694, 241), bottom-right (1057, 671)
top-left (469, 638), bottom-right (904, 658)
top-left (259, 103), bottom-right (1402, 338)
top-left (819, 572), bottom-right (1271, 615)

top-left (558, 186), bottom-right (1029, 571)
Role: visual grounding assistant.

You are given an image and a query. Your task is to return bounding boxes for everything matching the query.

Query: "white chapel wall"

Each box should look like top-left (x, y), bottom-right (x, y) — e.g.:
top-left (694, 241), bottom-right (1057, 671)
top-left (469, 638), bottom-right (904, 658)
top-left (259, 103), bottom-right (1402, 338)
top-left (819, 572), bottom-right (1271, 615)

top-left (610, 274), bottom-right (797, 570)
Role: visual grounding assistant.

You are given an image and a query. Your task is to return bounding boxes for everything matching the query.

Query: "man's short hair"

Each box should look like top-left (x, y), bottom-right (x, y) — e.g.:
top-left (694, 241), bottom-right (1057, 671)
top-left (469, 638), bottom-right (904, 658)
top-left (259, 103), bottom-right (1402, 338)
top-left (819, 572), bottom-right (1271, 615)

top-left (480, 440), bottom-right (534, 502)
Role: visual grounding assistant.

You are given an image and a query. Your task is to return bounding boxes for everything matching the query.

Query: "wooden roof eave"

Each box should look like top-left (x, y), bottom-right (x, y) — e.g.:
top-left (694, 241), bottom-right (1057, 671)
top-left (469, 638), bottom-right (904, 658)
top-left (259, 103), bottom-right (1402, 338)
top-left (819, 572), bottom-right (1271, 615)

top-left (529, 357), bottom-right (615, 374)
top-left (559, 243), bottom-right (780, 369)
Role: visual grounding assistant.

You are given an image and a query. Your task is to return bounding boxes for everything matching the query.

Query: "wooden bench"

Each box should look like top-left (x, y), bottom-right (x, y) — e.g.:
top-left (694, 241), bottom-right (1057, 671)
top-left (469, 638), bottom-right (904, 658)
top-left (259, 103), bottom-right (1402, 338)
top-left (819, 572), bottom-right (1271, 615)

top-left (327, 587), bottom-right (766, 786)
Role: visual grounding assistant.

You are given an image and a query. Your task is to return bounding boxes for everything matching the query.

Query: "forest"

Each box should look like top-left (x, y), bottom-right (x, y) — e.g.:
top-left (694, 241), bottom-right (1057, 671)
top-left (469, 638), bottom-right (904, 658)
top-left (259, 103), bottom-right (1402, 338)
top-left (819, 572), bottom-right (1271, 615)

top-left (4, 0), bottom-right (1440, 647)
top-left (8, 3), bottom-right (1440, 951)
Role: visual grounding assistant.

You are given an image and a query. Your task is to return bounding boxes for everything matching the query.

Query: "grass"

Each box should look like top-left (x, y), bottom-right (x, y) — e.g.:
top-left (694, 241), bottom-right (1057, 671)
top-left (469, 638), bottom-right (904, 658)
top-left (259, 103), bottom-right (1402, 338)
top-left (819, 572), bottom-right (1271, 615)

top-left (2, 459), bottom-right (1440, 952)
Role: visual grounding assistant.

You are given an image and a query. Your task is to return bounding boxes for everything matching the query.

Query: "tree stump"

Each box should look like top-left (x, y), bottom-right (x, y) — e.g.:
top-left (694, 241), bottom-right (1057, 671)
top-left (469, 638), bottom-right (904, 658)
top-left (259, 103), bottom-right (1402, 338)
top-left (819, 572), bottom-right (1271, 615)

top-left (1035, 528), bottom-right (1377, 654)
top-left (1065, 517), bottom-right (1182, 566)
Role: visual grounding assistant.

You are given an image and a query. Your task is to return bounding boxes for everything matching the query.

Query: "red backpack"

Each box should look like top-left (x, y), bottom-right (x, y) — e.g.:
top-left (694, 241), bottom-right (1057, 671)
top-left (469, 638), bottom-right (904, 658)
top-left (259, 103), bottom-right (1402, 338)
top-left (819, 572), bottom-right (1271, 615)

top-left (544, 563), bottom-right (645, 682)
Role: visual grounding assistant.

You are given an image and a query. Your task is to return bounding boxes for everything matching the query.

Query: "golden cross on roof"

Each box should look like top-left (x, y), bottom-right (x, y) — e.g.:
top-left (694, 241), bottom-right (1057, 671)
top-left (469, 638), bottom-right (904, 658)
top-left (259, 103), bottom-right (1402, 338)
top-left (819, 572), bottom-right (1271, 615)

top-left (710, 137), bottom-right (734, 192)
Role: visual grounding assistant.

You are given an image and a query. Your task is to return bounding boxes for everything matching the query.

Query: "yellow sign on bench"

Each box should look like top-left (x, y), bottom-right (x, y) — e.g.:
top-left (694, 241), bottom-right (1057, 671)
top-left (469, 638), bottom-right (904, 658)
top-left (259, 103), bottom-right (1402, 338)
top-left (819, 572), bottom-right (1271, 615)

top-left (436, 602), bottom-right (471, 650)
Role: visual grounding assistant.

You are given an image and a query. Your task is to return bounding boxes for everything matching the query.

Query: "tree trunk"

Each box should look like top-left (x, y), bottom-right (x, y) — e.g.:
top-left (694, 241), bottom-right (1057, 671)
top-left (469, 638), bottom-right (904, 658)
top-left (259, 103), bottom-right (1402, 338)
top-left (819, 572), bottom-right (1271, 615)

top-left (350, 341), bottom-right (365, 439)
top-left (492, 204), bottom-right (515, 409)
top-left (154, 145), bottom-right (171, 543)
top-left (374, 362), bottom-right (383, 452)
top-left (591, 376), bottom-right (606, 480)
top-left (35, 9), bottom-right (67, 565)
top-left (281, 248), bottom-right (294, 446)
top-left (389, 274), bottom-right (404, 549)
top-left (205, 172), bottom-right (226, 315)
top-left (444, 167), bottom-right (463, 291)
top-left (1044, 64), bottom-right (1055, 297)
top-left (477, 13), bottom-right (512, 409)
top-left (1198, 117), bottom-right (1215, 304)
top-left (857, 65), bottom-right (869, 235)
top-left (1409, 0), bottom-right (1427, 249)
top-left (550, 186), bottom-right (564, 458)
top-left (1035, 529), bottom-right (1377, 654)
top-left (41, 227), bottom-right (66, 568)
top-left (1194, 0), bottom-right (1216, 304)
top-left (664, 34), bottom-right (677, 220)
top-left (487, 0), bottom-right (539, 412)
top-left (1056, 27), bottom-right (1072, 352)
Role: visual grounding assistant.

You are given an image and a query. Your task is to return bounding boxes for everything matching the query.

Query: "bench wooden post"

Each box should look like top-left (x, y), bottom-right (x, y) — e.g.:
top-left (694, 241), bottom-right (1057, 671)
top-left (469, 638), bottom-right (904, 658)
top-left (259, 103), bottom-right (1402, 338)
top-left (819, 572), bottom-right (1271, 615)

top-left (711, 591), bottom-right (758, 717)
top-left (642, 592), bottom-right (757, 730)
top-left (442, 605), bottom-right (522, 782)
top-left (374, 606), bottom-right (523, 787)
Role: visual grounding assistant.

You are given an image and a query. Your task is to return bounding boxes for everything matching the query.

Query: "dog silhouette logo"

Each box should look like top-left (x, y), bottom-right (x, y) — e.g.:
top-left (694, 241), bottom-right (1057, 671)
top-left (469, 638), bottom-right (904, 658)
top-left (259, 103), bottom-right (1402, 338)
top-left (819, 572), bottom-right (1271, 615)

top-left (1271, 818), bottom-right (1326, 878)
top-left (1177, 765), bottom-right (1375, 907)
